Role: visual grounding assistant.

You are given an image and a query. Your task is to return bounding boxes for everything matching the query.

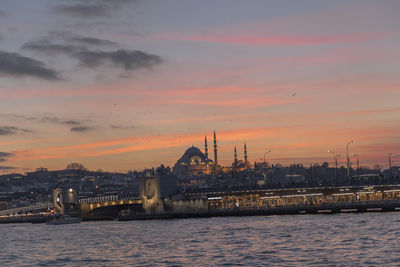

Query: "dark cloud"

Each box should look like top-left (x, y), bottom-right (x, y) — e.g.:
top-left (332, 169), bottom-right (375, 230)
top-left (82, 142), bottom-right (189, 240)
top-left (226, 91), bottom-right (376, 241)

top-left (0, 51), bottom-right (61, 80)
top-left (0, 10), bottom-right (6, 16)
top-left (110, 125), bottom-right (136, 130)
top-left (52, 0), bottom-right (138, 18)
top-left (0, 166), bottom-right (17, 171)
top-left (53, 4), bottom-right (109, 18)
top-left (0, 152), bottom-right (14, 163)
top-left (22, 42), bottom-right (87, 55)
top-left (72, 36), bottom-right (116, 46)
top-left (0, 115), bottom-right (90, 137)
top-left (39, 116), bottom-right (81, 125)
top-left (0, 114), bottom-right (83, 127)
top-left (63, 120), bottom-right (81, 125)
top-left (23, 37), bottom-right (162, 71)
top-left (39, 116), bottom-right (65, 124)
top-left (0, 127), bottom-right (14, 135)
top-left (75, 50), bottom-right (162, 70)
top-left (22, 31), bottom-right (117, 56)
top-left (22, 31), bottom-right (162, 75)
top-left (59, 32), bottom-right (117, 47)
top-left (0, 126), bottom-right (32, 136)
top-left (23, 31), bottom-right (117, 52)
top-left (0, 152), bottom-right (13, 157)
top-left (70, 126), bottom-right (94, 132)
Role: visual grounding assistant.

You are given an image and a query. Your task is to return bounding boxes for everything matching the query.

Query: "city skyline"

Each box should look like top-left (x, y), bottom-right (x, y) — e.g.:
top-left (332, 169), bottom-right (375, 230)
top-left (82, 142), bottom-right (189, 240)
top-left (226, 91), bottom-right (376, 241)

top-left (1, 0), bottom-right (400, 173)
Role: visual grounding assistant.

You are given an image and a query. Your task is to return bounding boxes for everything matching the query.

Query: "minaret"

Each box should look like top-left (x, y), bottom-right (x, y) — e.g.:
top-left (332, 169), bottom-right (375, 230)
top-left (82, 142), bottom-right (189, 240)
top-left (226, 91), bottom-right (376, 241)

top-left (244, 142), bottom-right (248, 164)
top-left (213, 130), bottom-right (218, 166)
top-left (204, 136), bottom-right (208, 159)
top-left (234, 146), bottom-right (238, 168)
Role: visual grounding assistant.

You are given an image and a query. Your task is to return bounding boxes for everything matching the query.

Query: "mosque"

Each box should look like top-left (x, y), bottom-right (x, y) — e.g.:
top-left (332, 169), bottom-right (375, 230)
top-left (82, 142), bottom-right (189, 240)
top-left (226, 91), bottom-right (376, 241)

top-left (173, 131), bottom-right (251, 177)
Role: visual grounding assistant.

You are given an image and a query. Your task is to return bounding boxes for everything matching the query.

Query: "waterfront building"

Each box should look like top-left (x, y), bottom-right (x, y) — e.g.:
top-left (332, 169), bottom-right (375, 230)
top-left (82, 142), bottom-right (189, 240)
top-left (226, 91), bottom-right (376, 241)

top-left (139, 172), bottom-right (179, 214)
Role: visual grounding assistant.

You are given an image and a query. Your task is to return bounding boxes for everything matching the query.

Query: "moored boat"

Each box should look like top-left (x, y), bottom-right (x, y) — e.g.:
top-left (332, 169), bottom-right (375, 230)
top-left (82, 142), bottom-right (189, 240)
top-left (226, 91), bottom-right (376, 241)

top-left (46, 214), bottom-right (81, 225)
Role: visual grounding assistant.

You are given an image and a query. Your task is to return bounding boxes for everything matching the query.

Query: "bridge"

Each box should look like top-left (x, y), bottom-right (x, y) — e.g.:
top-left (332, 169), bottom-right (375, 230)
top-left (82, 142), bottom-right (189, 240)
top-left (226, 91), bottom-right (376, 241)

top-left (79, 195), bottom-right (142, 220)
top-left (2, 185), bottom-right (400, 221)
top-left (0, 202), bottom-right (54, 216)
top-left (78, 195), bottom-right (141, 204)
top-left (0, 195), bottom-right (142, 220)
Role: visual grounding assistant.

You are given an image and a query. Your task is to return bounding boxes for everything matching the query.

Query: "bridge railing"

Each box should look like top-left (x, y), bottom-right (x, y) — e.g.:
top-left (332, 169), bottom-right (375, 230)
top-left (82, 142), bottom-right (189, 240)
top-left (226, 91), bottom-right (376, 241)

top-left (0, 195), bottom-right (140, 216)
top-left (0, 195), bottom-right (139, 216)
top-left (0, 202), bottom-right (54, 216)
top-left (78, 195), bottom-right (139, 204)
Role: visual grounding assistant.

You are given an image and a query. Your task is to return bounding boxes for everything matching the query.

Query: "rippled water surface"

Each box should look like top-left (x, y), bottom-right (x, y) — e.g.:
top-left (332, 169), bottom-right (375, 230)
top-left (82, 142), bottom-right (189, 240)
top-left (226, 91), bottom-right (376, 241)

top-left (1, 213), bottom-right (400, 266)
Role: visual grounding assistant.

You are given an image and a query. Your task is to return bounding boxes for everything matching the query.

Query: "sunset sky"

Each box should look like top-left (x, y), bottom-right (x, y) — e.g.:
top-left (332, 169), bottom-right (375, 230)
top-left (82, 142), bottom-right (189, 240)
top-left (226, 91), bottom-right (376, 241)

top-left (0, 0), bottom-right (399, 173)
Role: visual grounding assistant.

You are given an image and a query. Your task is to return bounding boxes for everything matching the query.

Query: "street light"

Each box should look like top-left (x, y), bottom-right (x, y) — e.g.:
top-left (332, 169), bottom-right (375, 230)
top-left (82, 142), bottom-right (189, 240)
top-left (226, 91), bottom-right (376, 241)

top-left (264, 149), bottom-right (272, 168)
top-left (263, 149), bottom-right (272, 183)
top-left (346, 140), bottom-right (355, 183)
top-left (354, 154), bottom-right (359, 170)
top-left (389, 153), bottom-right (393, 180)
top-left (328, 149), bottom-right (340, 185)
top-left (354, 153), bottom-right (359, 183)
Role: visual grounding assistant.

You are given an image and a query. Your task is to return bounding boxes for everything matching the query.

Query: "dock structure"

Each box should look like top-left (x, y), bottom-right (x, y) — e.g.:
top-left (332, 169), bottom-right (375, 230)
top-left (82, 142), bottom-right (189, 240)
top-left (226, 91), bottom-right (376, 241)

top-left (201, 185), bottom-right (400, 209)
top-left (119, 184), bottom-right (400, 220)
top-left (2, 184), bottom-right (400, 222)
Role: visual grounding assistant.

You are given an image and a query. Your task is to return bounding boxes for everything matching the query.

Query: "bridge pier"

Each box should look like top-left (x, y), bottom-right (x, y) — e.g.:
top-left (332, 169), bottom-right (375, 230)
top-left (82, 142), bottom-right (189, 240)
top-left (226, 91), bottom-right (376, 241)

top-left (79, 200), bottom-right (143, 220)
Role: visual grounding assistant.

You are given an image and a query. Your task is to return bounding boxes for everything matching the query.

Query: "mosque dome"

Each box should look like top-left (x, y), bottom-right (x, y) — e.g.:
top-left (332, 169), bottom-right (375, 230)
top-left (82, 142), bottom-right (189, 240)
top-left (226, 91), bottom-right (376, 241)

top-left (184, 146), bottom-right (203, 157)
top-left (173, 146), bottom-right (214, 177)
top-left (176, 146), bottom-right (206, 166)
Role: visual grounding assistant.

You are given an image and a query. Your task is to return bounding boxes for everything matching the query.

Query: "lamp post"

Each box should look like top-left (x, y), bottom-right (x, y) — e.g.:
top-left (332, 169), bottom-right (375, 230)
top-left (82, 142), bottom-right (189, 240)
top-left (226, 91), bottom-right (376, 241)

top-left (354, 154), bottom-right (359, 184)
top-left (263, 149), bottom-right (272, 168)
top-left (389, 153), bottom-right (393, 180)
top-left (354, 154), bottom-right (359, 170)
top-left (328, 150), bottom-right (339, 185)
top-left (346, 140), bottom-right (355, 184)
top-left (263, 149), bottom-right (272, 183)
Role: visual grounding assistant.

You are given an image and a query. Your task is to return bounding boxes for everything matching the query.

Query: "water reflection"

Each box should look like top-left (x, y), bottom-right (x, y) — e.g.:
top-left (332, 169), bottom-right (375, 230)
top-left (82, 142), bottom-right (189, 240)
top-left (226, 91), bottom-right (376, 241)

top-left (1, 213), bottom-right (399, 266)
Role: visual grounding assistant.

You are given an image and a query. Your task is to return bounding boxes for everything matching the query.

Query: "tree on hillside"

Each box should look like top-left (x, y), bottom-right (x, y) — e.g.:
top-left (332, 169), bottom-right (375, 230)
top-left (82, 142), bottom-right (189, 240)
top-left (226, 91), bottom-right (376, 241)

top-left (66, 163), bottom-right (88, 171)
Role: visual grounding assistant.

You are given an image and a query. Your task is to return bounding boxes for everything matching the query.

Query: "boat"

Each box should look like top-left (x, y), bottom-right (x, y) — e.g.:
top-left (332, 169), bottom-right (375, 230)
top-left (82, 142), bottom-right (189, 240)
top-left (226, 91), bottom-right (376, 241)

top-left (46, 214), bottom-right (81, 225)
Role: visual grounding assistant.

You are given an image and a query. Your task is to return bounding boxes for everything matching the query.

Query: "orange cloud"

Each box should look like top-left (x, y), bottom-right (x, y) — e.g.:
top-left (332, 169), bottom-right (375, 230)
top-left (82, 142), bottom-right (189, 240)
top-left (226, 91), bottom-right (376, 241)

top-left (10, 126), bottom-right (291, 162)
top-left (163, 97), bottom-right (299, 107)
top-left (6, 122), bottom-right (400, 172)
top-left (164, 86), bottom-right (261, 96)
